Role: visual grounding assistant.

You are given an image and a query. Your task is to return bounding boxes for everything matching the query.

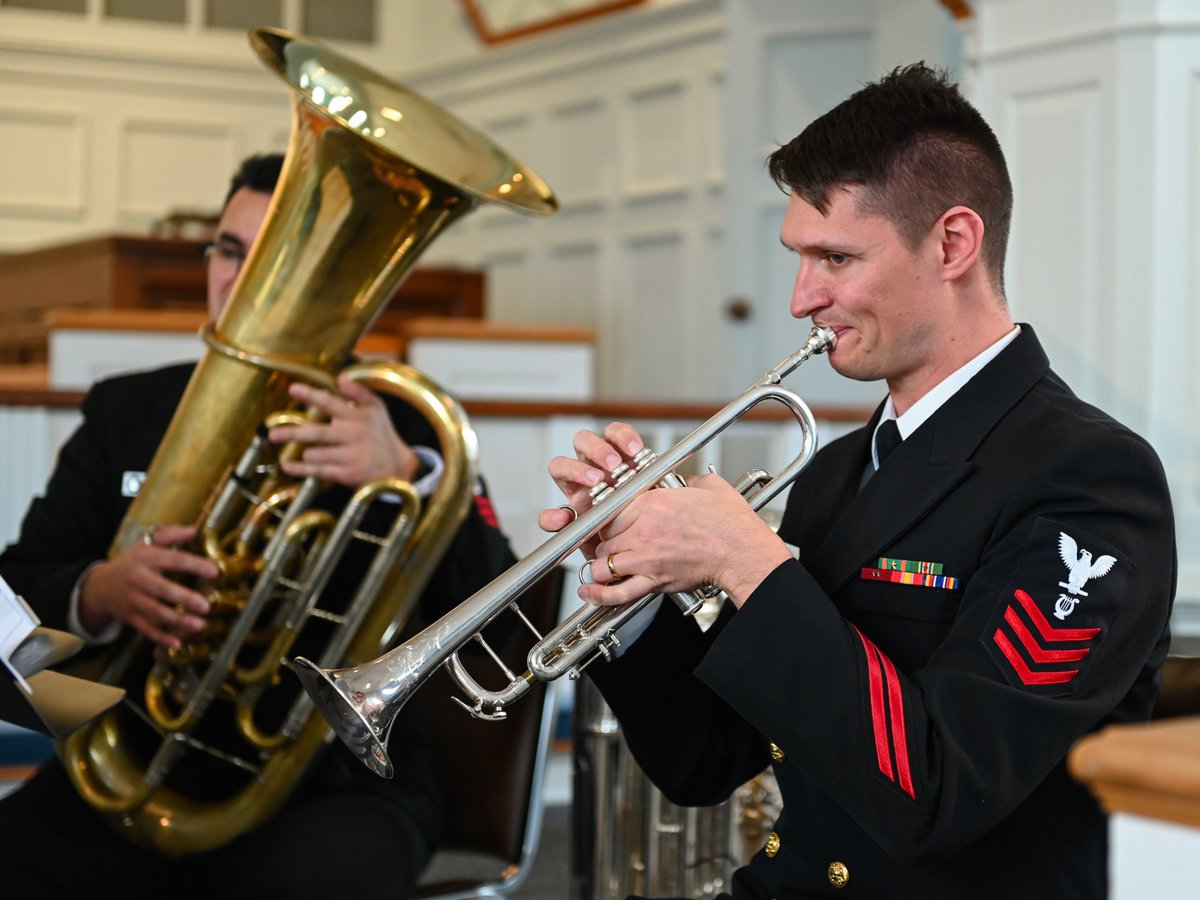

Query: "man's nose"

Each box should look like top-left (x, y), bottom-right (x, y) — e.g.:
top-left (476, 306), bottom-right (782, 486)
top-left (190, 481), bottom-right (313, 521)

top-left (790, 264), bottom-right (827, 319)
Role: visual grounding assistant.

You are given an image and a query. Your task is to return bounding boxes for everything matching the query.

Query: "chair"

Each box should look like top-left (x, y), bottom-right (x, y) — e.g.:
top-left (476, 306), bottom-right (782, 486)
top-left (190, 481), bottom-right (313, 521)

top-left (1153, 654), bottom-right (1200, 719)
top-left (410, 565), bottom-right (567, 899)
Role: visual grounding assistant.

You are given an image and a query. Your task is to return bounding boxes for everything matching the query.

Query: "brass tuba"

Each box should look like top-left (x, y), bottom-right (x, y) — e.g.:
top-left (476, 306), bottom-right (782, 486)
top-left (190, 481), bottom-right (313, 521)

top-left (57, 27), bottom-right (557, 856)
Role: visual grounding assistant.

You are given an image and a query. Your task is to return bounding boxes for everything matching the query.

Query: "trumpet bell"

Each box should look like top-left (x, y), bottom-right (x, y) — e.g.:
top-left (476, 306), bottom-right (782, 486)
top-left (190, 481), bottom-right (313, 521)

top-left (290, 657), bottom-right (395, 779)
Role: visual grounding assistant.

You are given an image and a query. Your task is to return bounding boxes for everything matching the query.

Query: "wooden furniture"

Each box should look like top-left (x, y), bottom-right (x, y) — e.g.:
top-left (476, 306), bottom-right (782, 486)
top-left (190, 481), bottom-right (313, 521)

top-left (0, 237), bottom-right (205, 364)
top-left (0, 234), bottom-right (485, 365)
top-left (1069, 655), bottom-right (1200, 897)
top-left (1071, 716), bottom-right (1200, 830)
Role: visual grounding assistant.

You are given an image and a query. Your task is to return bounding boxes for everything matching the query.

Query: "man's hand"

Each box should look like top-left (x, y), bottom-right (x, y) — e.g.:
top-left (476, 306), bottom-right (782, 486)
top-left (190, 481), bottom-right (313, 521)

top-left (78, 524), bottom-right (219, 651)
top-left (269, 374), bottom-right (420, 488)
top-left (538, 422), bottom-right (792, 609)
top-left (538, 421), bottom-right (646, 561)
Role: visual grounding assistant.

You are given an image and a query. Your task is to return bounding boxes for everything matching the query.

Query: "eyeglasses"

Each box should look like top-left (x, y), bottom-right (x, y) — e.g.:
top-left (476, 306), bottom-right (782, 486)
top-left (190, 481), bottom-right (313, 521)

top-left (202, 240), bottom-right (248, 273)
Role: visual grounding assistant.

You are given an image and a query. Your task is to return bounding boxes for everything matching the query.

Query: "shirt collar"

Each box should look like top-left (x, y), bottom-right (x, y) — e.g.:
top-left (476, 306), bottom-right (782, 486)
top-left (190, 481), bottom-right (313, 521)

top-left (879, 324), bottom-right (1021, 442)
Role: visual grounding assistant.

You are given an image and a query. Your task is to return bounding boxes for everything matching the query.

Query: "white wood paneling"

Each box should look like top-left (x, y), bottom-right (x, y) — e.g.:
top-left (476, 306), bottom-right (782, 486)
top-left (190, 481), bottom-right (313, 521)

top-left (117, 116), bottom-right (239, 223)
top-left (1004, 73), bottom-right (1106, 403)
top-left (0, 106), bottom-right (88, 220)
top-left (546, 99), bottom-right (612, 206)
top-left (414, 1), bottom-right (728, 400)
top-left (544, 240), bottom-right (606, 329)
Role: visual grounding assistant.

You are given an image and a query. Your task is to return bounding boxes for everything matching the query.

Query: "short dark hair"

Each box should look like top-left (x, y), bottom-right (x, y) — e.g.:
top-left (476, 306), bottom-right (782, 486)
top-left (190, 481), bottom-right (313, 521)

top-left (767, 63), bottom-right (1012, 292)
top-left (222, 152), bottom-right (284, 210)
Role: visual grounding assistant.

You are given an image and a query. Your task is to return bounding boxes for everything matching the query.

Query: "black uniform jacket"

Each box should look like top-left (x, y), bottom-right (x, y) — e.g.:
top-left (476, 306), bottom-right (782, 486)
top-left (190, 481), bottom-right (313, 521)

top-left (0, 361), bottom-right (516, 849)
top-left (591, 326), bottom-right (1176, 899)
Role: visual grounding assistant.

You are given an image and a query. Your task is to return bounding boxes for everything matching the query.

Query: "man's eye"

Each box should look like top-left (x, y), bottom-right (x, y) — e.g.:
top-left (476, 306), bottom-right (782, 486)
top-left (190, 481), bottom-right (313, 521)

top-left (204, 242), bottom-right (247, 263)
top-left (824, 253), bottom-right (849, 266)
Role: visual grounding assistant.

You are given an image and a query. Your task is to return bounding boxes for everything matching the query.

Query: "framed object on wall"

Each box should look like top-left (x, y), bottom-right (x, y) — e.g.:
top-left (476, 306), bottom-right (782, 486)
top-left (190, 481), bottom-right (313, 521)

top-left (460, 0), bottom-right (647, 44)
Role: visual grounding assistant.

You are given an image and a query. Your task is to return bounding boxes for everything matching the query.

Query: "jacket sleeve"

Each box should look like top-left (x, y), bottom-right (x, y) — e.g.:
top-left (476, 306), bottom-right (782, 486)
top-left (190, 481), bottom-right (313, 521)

top-left (0, 383), bottom-right (126, 629)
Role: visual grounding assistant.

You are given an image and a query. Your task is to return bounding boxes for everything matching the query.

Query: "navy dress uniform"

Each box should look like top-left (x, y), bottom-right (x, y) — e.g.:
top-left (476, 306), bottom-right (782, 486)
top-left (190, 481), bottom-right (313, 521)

top-left (591, 326), bottom-right (1176, 899)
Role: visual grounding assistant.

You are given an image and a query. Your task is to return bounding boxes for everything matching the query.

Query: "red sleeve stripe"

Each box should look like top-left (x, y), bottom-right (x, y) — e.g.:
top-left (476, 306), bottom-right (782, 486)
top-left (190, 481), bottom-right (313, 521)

top-left (473, 494), bottom-right (499, 529)
top-left (855, 628), bottom-right (894, 782)
top-left (878, 650), bottom-right (915, 798)
top-left (1003, 606), bottom-right (1090, 663)
top-left (992, 629), bottom-right (1078, 684)
top-left (1014, 589), bottom-right (1100, 642)
top-left (854, 627), bottom-right (916, 798)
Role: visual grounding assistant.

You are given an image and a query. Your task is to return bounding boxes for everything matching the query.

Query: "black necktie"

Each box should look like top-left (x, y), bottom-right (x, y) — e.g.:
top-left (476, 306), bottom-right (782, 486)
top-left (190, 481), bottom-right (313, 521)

top-left (874, 418), bottom-right (902, 470)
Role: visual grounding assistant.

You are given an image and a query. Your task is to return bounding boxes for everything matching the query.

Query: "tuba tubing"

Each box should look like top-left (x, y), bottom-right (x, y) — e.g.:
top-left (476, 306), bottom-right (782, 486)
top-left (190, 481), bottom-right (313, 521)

top-left (294, 325), bottom-right (836, 778)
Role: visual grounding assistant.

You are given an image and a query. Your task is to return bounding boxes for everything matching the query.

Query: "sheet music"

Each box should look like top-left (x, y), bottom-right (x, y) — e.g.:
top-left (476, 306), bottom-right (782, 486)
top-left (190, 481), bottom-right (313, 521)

top-left (0, 575), bottom-right (39, 693)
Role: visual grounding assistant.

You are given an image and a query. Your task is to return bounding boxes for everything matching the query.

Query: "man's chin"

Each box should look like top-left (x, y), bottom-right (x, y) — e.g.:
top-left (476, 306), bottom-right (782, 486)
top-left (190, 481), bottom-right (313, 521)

top-left (828, 355), bottom-right (881, 384)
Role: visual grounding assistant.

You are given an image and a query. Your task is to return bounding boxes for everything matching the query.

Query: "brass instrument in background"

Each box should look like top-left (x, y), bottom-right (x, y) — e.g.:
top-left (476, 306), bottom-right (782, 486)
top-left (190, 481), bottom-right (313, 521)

top-left (58, 27), bottom-right (557, 855)
top-left (573, 677), bottom-right (783, 899)
top-left (296, 325), bottom-right (836, 777)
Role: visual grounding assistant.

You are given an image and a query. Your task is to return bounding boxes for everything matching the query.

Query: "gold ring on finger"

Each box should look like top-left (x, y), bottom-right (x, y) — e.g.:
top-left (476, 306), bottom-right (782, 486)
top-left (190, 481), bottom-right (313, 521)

top-left (606, 553), bottom-right (622, 580)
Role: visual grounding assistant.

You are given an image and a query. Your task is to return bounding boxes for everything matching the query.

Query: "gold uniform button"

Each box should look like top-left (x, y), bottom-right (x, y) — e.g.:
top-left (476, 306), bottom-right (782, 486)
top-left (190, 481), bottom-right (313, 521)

top-left (769, 742), bottom-right (786, 762)
top-left (764, 831), bottom-right (781, 858)
top-left (827, 860), bottom-right (850, 888)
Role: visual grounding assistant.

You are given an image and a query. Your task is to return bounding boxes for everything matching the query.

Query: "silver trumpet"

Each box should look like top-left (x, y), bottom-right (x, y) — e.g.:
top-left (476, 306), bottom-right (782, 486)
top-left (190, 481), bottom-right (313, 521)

top-left (292, 325), bottom-right (836, 777)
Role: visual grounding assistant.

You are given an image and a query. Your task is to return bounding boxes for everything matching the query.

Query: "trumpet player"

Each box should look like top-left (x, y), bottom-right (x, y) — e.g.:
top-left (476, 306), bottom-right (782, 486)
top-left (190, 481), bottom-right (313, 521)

top-left (542, 63), bottom-right (1176, 899)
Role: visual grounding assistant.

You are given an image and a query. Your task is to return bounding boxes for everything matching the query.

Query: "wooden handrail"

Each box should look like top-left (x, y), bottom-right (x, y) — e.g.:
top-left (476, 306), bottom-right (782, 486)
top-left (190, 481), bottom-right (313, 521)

top-left (0, 384), bottom-right (870, 424)
top-left (1069, 716), bottom-right (1200, 829)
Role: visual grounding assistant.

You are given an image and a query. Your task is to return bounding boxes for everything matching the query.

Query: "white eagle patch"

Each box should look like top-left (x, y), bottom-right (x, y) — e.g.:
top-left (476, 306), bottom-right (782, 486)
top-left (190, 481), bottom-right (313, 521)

top-left (1058, 531), bottom-right (1117, 597)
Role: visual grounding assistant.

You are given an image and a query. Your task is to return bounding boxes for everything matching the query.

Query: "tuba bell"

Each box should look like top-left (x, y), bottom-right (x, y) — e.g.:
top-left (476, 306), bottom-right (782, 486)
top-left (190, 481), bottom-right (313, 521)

top-left (57, 27), bottom-right (557, 856)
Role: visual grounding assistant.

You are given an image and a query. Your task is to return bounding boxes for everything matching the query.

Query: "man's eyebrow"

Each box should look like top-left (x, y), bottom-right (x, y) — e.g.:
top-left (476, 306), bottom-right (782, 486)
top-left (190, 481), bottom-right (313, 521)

top-left (214, 231), bottom-right (247, 247)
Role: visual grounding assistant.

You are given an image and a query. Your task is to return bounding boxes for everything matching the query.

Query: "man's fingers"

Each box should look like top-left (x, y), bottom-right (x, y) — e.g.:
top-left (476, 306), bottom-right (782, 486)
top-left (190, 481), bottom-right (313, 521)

top-left (336, 374), bottom-right (376, 408)
top-left (578, 573), bottom-right (655, 607)
top-left (268, 421), bottom-right (339, 446)
top-left (146, 523), bottom-right (199, 546)
top-left (572, 431), bottom-right (625, 471)
top-left (129, 612), bottom-right (184, 651)
top-left (601, 422), bottom-right (645, 458)
top-left (148, 547), bottom-right (220, 583)
top-left (538, 507), bottom-right (576, 533)
top-left (548, 456), bottom-right (605, 490)
top-left (135, 569), bottom-right (210, 615)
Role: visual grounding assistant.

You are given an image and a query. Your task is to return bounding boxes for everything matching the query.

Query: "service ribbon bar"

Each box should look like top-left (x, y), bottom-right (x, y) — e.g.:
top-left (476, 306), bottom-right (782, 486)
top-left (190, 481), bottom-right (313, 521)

top-left (877, 557), bottom-right (943, 575)
top-left (861, 567), bottom-right (960, 590)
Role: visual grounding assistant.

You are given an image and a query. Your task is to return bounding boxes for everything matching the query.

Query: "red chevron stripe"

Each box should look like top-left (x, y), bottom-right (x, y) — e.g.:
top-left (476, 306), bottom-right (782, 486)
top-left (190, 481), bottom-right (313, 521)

top-left (1014, 589), bottom-right (1100, 642)
top-left (878, 650), bottom-right (916, 798)
top-left (855, 628), bottom-right (894, 782)
top-left (993, 628), bottom-right (1078, 685)
top-left (1004, 607), bottom-right (1090, 663)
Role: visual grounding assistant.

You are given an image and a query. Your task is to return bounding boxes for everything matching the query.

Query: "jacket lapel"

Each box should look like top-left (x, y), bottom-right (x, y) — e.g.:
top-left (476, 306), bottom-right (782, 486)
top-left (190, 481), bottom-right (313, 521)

top-left (804, 326), bottom-right (1052, 595)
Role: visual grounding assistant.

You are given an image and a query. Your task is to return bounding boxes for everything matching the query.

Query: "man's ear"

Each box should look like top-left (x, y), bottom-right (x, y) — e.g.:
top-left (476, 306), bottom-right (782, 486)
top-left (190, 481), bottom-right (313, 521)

top-left (937, 206), bottom-right (985, 281)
